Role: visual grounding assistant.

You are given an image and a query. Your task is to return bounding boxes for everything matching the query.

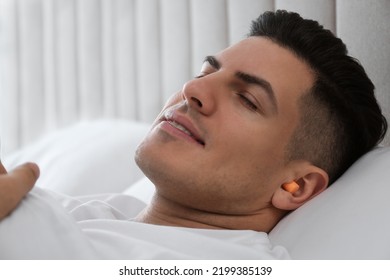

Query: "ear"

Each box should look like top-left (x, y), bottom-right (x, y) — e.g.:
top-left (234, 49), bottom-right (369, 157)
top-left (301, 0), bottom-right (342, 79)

top-left (272, 165), bottom-right (329, 211)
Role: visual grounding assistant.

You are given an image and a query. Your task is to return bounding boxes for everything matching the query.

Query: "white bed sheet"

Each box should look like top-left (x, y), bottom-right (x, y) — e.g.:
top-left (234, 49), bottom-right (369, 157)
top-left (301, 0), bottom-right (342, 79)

top-left (0, 188), bottom-right (98, 259)
top-left (0, 188), bottom-right (290, 260)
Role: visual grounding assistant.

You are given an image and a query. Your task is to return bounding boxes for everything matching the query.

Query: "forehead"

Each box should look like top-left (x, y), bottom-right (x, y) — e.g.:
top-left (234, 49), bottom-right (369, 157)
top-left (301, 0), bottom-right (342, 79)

top-left (214, 37), bottom-right (315, 102)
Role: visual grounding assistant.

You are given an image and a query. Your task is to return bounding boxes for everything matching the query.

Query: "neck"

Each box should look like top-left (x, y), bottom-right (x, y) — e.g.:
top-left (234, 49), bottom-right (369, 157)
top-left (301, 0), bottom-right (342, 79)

top-left (134, 193), bottom-right (286, 233)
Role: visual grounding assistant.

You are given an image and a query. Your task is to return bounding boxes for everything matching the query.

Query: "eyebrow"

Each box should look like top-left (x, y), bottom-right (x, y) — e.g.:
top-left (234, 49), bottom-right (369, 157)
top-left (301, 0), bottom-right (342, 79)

top-left (235, 71), bottom-right (278, 113)
top-left (204, 55), bottom-right (221, 70)
top-left (203, 55), bottom-right (278, 113)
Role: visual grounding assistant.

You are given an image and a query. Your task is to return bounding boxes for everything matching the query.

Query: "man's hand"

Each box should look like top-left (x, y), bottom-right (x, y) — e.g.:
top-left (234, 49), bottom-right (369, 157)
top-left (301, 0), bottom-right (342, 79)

top-left (0, 162), bottom-right (40, 220)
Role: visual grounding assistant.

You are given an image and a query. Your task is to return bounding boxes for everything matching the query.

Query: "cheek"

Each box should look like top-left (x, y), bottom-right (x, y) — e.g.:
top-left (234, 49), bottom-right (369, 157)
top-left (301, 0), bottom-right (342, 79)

top-left (215, 117), bottom-right (287, 163)
top-left (208, 117), bottom-right (291, 186)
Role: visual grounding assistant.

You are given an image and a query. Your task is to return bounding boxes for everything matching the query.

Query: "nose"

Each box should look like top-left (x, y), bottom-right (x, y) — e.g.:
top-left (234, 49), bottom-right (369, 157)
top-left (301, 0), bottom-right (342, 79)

top-left (181, 76), bottom-right (217, 115)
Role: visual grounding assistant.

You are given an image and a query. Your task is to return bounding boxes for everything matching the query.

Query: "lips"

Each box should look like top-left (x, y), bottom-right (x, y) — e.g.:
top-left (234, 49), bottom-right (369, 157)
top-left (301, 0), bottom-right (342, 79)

top-left (163, 112), bottom-right (205, 146)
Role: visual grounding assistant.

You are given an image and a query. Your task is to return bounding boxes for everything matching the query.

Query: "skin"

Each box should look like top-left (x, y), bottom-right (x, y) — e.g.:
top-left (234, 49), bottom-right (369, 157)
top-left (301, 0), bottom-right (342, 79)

top-left (134, 37), bottom-right (328, 232)
top-left (0, 161), bottom-right (40, 220)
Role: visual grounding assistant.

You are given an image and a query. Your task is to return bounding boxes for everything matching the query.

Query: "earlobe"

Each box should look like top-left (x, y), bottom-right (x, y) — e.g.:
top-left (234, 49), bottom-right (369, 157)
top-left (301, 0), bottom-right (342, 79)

top-left (272, 166), bottom-right (329, 211)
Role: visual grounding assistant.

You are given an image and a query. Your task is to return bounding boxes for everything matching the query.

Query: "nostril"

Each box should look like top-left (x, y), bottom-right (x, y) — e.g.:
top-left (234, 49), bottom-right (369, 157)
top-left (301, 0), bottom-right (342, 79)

top-left (191, 97), bottom-right (203, 108)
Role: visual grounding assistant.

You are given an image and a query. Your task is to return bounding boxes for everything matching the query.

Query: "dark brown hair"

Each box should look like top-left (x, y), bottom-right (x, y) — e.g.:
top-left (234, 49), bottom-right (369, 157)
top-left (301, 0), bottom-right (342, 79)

top-left (249, 10), bottom-right (388, 183)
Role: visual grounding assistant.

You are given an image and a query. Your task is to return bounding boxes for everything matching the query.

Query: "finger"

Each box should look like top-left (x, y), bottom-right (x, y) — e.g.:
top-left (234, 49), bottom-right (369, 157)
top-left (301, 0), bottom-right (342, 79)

top-left (0, 161), bottom-right (7, 174)
top-left (7, 162), bottom-right (40, 193)
top-left (0, 162), bottom-right (40, 219)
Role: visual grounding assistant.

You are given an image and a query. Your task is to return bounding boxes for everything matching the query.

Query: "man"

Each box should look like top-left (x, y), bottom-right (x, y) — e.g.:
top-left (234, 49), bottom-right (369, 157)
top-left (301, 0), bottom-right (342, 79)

top-left (0, 11), bottom-right (387, 258)
top-left (133, 10), bottom-right (387, 232)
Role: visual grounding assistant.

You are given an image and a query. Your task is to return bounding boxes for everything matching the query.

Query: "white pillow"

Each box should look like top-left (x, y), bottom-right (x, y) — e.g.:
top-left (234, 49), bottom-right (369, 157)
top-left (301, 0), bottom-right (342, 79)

top-left (4, 120), bottom-right (150, 196)
top-left (269, 146), bottom-right (390, 259)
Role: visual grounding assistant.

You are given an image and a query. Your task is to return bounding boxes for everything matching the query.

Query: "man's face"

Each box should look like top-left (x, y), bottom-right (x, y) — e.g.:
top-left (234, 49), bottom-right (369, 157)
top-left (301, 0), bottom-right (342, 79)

top-left (135, 37), bottom-right (314, 215)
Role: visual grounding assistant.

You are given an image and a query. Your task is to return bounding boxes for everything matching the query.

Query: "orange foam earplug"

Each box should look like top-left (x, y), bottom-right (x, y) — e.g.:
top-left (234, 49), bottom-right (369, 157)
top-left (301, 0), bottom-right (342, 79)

top-left (282, 181), bottom-right (300, 193)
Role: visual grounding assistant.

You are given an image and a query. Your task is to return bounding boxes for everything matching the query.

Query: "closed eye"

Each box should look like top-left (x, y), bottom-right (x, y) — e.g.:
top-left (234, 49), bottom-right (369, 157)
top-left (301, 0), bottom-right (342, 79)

top-left (194, 72), bottom-right (212, 79)
top-left (238, 93), bottom-right (258, 111)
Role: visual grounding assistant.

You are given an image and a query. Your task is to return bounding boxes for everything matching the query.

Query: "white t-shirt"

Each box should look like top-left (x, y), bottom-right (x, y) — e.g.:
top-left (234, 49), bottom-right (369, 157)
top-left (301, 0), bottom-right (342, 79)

top-left (0, 188), bottom-right (290, 259)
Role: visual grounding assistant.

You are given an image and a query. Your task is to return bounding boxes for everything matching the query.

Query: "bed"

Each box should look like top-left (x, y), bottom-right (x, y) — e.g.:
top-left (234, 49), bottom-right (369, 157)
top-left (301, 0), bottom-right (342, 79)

top-left (1, 0), bottom-right (390, 259)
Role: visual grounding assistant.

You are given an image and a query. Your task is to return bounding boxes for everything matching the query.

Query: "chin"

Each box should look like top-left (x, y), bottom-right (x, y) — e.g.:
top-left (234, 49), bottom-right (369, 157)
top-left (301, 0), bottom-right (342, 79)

top-left (134, 140), bottom-right (150, 175)
top-left (134, 139), bottom-right (171, 183)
